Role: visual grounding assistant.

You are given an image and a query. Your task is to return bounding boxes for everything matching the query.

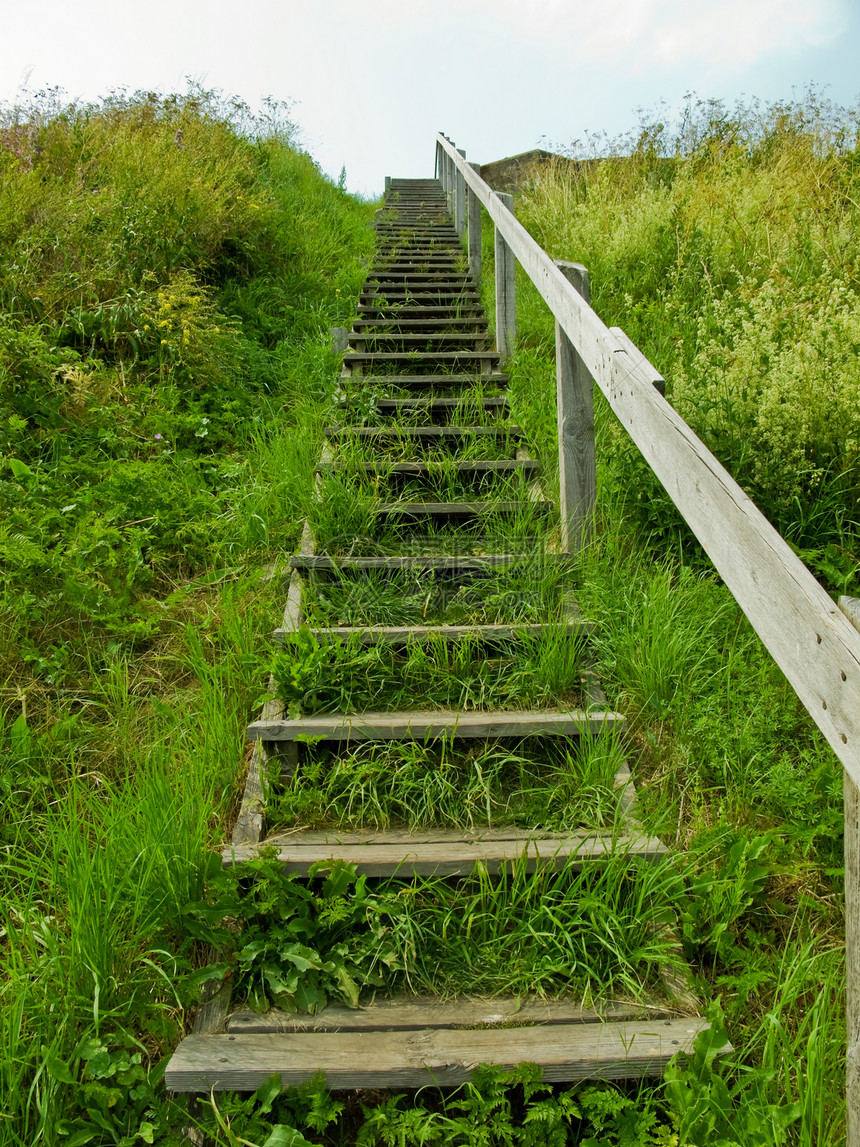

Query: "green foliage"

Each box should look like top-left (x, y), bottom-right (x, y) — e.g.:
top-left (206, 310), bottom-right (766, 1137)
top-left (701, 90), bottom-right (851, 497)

top-left (664, 1002), bottom-right (800, 1146)
top-left (270, 625), bottom-right (583, 718)
top-left (520, 89), bottom-right (860, 582)
top-left (676, 830), bottom-right (773, 960)
top-left (195, 1065), bottom-right (672, 1146)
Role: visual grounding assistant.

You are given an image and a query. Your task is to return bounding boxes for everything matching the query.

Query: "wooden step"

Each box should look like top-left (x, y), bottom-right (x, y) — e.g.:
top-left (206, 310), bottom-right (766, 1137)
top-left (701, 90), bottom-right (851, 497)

top-left (371, 500), bottom-right (550, 518)
top-left (359, 287), bottom-right (481, 298)
top-left (352, 319), bottom-right (488, 330)
top-left (226, 994), bottom-right (678, 1034)
top-left (290, 553), bottom-right (547, 572)
top-left (224, 826), bottom-right (668, 874)
top-left (356, 306), bottom-right (484, 317)
top-left (324, 424), bottom-right (522, 439)
top-left (165, 1018), bottom-right (712, 1091)
top-left (368, 396), bottom-right (508, 413)
top-left (344, 355), bottom-right (502, 371)
top-left (247, 707), bottom-right (623, 743)
top-left (273, 620), bottom-right (593, 645)
top-left (345, 372), bottom-right (509, 388)
top-left (349, 333), bottom-right (490, 346)
top-left (317, 458), bottom-right (536, 477)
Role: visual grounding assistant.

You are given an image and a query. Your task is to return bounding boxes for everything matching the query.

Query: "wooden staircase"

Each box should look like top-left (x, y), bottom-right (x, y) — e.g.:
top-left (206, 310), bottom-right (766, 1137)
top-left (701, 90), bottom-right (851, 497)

top-left (166, 177), bottom-right (708, 1096)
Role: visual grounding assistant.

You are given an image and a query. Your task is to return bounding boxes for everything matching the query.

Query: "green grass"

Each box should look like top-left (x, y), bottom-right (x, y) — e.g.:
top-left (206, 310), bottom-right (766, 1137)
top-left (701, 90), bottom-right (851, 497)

top-left (0, 86), bottom-right (378, 1145)
top-left (266, 734), bottom-right (627, 834)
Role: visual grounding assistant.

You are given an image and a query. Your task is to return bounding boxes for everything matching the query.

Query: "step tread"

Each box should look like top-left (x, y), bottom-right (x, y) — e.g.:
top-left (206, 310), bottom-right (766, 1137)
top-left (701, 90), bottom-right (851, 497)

top-left (290, 553), bottom-right (553, 571)
top-left (372, 500), bottom-right (549, 515)
top-left (226, 994), bottom-right (680, 1034)
top-left (223, 829), bottom-right (669, 874)
top-left (324, 424), bottom-right (522, 437)
top-left (275, 621), bottom-right (593, 644)
top-left (347, 373), bottom-right (509, 384)
top-left (371, 396), bottom-right (508, 410)
top-left (247, 706), bottom-right (623, 742)
top-left (318, 458), bottom-right (529, 474)
top-left (165, 1019), bottom-right (712, 1091)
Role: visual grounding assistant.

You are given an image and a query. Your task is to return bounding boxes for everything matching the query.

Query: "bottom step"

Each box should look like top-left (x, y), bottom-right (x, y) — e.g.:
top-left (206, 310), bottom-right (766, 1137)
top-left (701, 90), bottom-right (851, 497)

top-left (165, 1018), bottom-right (713, 1091)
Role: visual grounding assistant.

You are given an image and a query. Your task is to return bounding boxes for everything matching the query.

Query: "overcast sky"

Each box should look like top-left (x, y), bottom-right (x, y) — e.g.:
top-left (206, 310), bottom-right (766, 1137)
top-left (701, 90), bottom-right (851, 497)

top-left (1, 0), bottom-right (857, 196)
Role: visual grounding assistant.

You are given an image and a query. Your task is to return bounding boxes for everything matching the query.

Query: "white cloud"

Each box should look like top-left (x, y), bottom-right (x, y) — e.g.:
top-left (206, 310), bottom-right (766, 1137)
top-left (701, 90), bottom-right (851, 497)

top-left (462, 0), bottom-right (844, 69)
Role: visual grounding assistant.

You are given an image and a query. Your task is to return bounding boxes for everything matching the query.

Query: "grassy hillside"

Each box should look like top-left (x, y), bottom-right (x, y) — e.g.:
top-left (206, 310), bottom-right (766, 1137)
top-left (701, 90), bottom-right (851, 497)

top-left (0, 88), bottom-right (376, 1144)
top-left (520, 92), bottom-right (860, 593)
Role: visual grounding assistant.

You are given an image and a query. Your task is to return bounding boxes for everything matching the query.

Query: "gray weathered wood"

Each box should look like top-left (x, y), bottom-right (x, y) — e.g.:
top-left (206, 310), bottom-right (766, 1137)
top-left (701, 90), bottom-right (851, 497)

top-left (290, 554), bottom-right (525, 572)
top-left (318, 459), bottom-right (533, 477)
top-left (555, 261), bottom-right (595, 553)
top-left (273, 621), bottom-right (593, 645)
top-left (455, 148), bottom-right (466, 238)
top-left (467, 163), bottom-right (482, 280)
top-left (436, 132), bottom-right (860, 790)
top-left (223, 829), bottom-right (667, 875)
top-left (259, 826), bottom-right (628, 847)
top-left (165, 1018), bottom-right (713, 1091)
top-left (494, 191), bottom-right (516, 361)
top-left (372, 500), bottom-right (550, 517)
top-left (247, 707), bottom-right (623, 742)
top-left (226, 994), bottom-right (681, 1034)
top-left (324, 424), bottom-right (521, 439)
top-left (330, 326), bottom-right (349, 356)
top-left (840, 594), bottom-right (860, 1147)
top-left (610, 327), bottom-right (665, 396)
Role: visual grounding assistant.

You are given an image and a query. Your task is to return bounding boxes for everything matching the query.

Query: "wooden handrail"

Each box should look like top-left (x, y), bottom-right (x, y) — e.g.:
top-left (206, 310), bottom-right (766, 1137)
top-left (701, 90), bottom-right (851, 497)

top-left (435, 131), bottom-right (860, 794)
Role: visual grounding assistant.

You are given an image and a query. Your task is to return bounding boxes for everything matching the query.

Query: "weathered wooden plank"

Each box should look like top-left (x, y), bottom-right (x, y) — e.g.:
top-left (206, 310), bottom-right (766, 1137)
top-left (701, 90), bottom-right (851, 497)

top-left (246, 707), bottom-right (623, 742)
top-left (324, 424), bottom-right (522, 438)
top-left (609, 327), bottom-right (665, 396)
top-left (351, 333), bottom-right (486, 345)
top-left (223, 831), bottom-right (667, 875)
top-left (226, 994), bottom-right (680, 1034)
top-left (494, 191), bottom-right (516, 360)
top-left (455, 148), bottom-right (466, 238)
top-left (372, 500), bottom-right (549, 517)
top-left (436, 133), bottom-right (860, 789)
top-left (273, 621), bottom-right (592, 645)
top-left (343, 351), bottom-right (500, 363)
top-left (371, 395), bottom-right (507, 410)
top-left (468, 163), bottom-right (482, 280)
top-left (290, 554), bottom-right (525, 572)
top-left (318, 459), bottom-right (533, 476)
top-left (259, 826), bottom-right (615, 846)
top-left (342, 375), bottom-right (509, 390)
top-left (556, 261), bottom-right (595, 552)
top-left (352, 319), bottom-right (489, 330)
top-left (165, 1018), bottom-right (713, 1091)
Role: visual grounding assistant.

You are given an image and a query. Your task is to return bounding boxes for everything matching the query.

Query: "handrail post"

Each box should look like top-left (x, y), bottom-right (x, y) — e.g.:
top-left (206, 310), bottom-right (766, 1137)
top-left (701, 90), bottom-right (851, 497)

top-left (555, 261), bottom-right (595, 552)
top-left (494, 191), bottom-right (516, 361)
top-left (455, 149), bottom-right (466, 239)
top-left (467, 163), bottom-right (482, 281)
top-left (841, 594), bottom-right (860, 1147)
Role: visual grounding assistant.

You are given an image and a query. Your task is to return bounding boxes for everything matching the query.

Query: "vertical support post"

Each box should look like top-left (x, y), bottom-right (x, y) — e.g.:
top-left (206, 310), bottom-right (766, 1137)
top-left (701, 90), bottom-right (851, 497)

top-left (331, 327), bottom-right (349, 356)
top-left (446, 153), bottom-right (454, 214)
top-left (841, 594), bottom-right (860, 1147)
top-left (455, 149), bottom-right (466, 239)
top-left (555, 261), bottom-right (596, 552)
top-left (494, 191), bottom-right (516, 361)
top-left (467, 163), bottom-right (482, 281)
top-left (384, 175), bottom-right (391, 194)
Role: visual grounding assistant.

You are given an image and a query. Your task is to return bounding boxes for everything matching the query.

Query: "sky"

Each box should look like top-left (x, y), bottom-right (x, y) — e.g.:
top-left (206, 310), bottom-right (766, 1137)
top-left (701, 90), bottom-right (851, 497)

top-left (1, 0), bottom-right (857, 196)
